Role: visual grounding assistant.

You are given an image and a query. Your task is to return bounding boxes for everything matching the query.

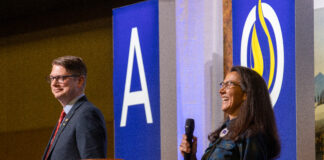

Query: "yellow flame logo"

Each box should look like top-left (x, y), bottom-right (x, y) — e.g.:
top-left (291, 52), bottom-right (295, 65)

top-left (251, 0), bottom-right (275, 89)
top-left (251, 25), bottom-right (264, 76)
top-left (241, 1), bottom-right (284, 107)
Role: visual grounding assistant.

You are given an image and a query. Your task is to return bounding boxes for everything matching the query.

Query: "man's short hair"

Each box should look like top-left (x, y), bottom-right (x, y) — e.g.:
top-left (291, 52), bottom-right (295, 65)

top-left (52, 56), bottom-right (87, 77)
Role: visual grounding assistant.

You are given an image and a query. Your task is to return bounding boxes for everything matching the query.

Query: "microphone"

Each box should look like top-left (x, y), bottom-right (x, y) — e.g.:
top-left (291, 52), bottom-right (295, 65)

top-left (184, 118), bottom-right (195, 160)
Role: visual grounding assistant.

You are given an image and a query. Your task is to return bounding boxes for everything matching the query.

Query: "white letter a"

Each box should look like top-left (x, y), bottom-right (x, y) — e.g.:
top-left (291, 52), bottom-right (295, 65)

top-left (120, 27), bottom-right (153, 127)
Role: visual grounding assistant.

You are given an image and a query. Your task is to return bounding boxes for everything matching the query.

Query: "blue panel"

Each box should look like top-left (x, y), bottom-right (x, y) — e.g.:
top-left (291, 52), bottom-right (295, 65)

top-left (232, 0), bottom-right (295, 159)
top-left (113, 0), bottom-right (160, 159)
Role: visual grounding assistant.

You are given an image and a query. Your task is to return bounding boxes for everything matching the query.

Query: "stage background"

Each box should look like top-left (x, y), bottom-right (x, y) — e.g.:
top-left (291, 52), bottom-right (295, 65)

top-left (0, 1), bottom-right (147, 159)
top-left (0, 0), bottom-right (315, 159)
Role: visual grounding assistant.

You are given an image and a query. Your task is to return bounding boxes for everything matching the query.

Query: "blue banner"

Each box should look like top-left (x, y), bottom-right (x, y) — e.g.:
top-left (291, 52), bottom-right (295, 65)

top-left (232, 0), bottom-right (295, 159)
top-left (113, 0), bottom-right (160, 159)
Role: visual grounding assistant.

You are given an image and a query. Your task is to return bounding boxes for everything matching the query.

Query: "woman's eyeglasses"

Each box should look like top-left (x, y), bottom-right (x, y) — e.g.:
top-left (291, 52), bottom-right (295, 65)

top-left (219, 81), bottom-right (242, 89)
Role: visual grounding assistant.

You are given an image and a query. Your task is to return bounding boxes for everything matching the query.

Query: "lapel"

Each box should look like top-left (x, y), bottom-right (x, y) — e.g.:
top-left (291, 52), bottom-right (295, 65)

top-left (42, 122), bottom-right (59, 160)
top-left (46, 96), bottom-right (88, 158)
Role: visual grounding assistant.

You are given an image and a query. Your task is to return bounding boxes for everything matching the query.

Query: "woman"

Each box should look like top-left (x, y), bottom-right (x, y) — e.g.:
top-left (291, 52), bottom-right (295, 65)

top-left (179, 66), bottom-right (281, 160)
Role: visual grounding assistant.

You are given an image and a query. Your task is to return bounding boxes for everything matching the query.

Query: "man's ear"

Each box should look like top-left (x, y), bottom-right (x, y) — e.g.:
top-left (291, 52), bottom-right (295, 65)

top-left (78, 75), bottom-right (85, 88)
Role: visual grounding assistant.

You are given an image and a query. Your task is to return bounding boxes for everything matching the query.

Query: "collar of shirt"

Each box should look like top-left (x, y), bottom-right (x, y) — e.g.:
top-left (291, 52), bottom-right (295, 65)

top-left (225, 118), bottom-right (237, 127)
top-left (63, 93), bottom-right (85, 114)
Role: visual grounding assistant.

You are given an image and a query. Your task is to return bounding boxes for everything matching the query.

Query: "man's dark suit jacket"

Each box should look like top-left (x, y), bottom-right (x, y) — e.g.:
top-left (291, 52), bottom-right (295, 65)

top-left (42, 96), bottom-right (107, 160)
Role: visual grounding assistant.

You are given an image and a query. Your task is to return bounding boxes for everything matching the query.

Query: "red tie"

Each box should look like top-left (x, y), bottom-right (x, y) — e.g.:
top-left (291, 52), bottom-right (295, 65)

top-left (45, 110), bottom-right (66, 160)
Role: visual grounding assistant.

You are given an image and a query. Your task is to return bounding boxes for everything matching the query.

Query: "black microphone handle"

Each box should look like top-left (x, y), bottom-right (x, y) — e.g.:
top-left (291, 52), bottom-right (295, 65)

top-left (184, 118), bottom-right (194, 160)
top-left (184, 134), bottom-right (193, 160)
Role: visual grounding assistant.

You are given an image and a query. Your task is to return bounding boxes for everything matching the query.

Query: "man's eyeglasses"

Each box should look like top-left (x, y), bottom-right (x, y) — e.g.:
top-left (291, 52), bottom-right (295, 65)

top-left (46, 75), bottom-right (80, 83)
top-left (219, 81), bottom-right (242, 89)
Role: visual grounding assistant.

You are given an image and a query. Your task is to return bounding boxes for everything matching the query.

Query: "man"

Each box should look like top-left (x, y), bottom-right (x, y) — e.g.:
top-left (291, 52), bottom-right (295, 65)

top-left (43, 56), bottom-right (107, 160)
